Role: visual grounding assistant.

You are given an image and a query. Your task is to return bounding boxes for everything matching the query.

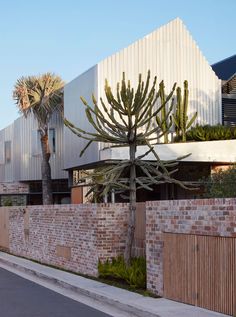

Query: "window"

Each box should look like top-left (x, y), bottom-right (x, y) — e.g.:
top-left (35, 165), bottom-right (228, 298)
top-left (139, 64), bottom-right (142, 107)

top-left (49, 128), bottom-right (56, 153)
top-left (4, 141), bottom-right (11, 163)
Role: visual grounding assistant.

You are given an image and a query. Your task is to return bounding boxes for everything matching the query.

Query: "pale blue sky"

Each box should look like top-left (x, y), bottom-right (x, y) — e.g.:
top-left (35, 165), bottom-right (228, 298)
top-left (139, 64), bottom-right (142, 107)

top-left (0, 0), bottom-right (235, 129)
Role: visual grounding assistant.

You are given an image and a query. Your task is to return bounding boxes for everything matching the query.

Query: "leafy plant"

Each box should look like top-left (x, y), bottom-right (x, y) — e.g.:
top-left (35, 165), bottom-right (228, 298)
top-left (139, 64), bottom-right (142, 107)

top-left (2, 197), bottom-right (13, 206)
top-left (98, 256), bottom-right (146, 289)
top-left (202, 166), bottom-right (236, 198)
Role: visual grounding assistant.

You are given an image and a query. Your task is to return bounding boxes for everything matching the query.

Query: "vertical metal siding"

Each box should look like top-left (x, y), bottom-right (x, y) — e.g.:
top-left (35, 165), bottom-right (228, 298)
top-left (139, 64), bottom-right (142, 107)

top-left (98, 18), bottom-right (221, 128)
top-left (0, 112), bottom-right (67, 183)
top-left (0, 123), bottom-right (14, 182)
top-left (64, 66), bottom-right (98, 170)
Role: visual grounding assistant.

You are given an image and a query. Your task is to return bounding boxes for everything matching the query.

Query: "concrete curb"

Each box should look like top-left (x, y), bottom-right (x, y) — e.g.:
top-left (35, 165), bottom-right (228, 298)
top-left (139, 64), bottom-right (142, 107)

top-left (0, 253), bottom-right (159, 317)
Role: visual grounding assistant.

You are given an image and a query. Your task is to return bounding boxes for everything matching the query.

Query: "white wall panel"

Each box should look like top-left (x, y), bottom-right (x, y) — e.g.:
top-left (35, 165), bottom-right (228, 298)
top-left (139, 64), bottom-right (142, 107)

top-left (64, 66), bottom-right (98, 170)
top-left (0, 124), bottom-right (14, 181)
top-left (0, 112), bottom-right (67, 183)
top-left (98, 18), bottom-right (221, 128)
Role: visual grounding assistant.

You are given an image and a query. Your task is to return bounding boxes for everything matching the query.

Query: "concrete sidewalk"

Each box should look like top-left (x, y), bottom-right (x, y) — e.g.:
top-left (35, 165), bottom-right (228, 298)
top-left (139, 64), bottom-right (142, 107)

top-left (0, 252), bottom-right (229, 317)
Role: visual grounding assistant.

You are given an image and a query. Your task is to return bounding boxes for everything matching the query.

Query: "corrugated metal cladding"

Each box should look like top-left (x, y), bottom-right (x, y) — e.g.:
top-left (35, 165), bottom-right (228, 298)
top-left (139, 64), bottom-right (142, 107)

top-left (98, 18), bottom-right (222, 127)
top-left (64, 66), bottom-right (99, 170)
top-left (0, 123), bottom-right (14, 181)
top-left (0, 112), bottom-right (67, 182)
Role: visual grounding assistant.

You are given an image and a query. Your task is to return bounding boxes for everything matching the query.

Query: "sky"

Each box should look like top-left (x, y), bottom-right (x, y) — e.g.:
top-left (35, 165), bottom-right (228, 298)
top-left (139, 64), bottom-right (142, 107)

top-left (0, 0), bottom-right (235, 129)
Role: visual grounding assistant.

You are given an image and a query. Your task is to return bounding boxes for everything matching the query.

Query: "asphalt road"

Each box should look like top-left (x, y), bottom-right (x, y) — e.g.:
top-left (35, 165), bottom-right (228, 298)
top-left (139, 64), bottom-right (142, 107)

top-left (0, 267), bottom-right (111, 317)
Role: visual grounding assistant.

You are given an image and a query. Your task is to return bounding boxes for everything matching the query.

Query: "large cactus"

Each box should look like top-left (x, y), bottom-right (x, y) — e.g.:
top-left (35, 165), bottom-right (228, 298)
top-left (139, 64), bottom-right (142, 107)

top-left (65, 71), bottom-right (191, 265)
top-left (156, 81), bottom-right (175, 143)
top-left (172, 80), bottom-right (197, 142)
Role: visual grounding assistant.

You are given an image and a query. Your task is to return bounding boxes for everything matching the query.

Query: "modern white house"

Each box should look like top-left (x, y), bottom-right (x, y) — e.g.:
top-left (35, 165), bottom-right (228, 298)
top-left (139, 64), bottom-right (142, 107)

top-left (63, 18), bottom-right (227, 202)
top-left (0, 17), bottom-right (235, 205)
top-left (64, 18), bottom-right (222, 172)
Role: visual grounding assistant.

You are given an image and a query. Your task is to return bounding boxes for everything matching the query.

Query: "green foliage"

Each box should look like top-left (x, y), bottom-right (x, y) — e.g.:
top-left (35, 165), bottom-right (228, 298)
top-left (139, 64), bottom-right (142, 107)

top-left (181, 124), bottom-right (236, 142)
top-left (98, 256), bottom-right (146, 289)
top-left (202, 166), bottom-right (236, 198)
top-left (2, 197), bottom-right (13, 206)
top-left (13, 73), bottom-right (64, 130)
top-left (172, 80), bottom-right (197, 142)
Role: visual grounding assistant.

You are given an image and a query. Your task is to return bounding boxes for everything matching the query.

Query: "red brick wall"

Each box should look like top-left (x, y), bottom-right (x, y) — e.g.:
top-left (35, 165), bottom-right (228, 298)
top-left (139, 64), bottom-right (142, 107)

top-left (7, 203), bottom-right (129, 277)
top-left (146, 198), bottom-right (236, 295)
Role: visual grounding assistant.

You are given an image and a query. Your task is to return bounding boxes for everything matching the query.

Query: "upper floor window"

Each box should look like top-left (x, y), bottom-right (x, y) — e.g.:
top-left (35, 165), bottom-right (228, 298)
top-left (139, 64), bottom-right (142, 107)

top-left (4, 141), bottom-right (11, 164)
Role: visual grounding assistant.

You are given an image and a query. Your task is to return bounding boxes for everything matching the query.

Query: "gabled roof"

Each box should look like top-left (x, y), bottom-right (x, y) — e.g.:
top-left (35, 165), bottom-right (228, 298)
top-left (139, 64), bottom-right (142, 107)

top-left (212, 55), bottom-right (236, 80)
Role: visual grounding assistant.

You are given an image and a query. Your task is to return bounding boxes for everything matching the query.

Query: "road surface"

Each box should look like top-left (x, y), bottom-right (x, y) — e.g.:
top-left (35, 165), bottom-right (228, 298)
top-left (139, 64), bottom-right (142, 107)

top-left (0, 267), bottom-right (111, 317)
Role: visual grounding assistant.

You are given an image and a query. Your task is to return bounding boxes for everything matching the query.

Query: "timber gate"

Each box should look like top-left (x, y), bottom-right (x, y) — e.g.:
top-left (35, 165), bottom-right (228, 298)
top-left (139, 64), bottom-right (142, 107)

top-left (163, 233), bottom-right (236, 316)
top-left (0, 207), bottom-right (9, 251)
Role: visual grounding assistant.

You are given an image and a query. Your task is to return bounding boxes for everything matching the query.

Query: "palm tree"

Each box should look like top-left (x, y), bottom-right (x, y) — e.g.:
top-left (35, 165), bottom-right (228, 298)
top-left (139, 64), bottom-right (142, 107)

top-left (13, 73), bottom-right (64, 205)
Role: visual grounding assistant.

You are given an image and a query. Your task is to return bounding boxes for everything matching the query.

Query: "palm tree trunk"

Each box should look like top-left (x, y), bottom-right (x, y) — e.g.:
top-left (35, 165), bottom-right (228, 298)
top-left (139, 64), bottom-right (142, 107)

top-left (40, 132), bottom-right (53, 205)
top-left (124, 142), bottom-right (136, 265)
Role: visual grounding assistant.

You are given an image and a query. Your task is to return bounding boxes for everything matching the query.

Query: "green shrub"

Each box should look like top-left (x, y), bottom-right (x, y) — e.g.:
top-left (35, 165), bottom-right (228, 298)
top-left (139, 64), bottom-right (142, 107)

top-left (202, 166), bottom-right (236, 198)
top-left (175, 124), bottom-right (236, 142)
top-left (98, 256), bottom-right (146, 289)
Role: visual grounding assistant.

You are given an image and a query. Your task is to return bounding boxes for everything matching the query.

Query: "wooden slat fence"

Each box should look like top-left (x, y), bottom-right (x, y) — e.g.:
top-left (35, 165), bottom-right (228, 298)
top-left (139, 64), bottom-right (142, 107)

top-left (133, 202), bottom-right (146, 257)
top-left (0, 207), bottom-right (9, 251)
top-left (164, 233), bottom-right (236, 316)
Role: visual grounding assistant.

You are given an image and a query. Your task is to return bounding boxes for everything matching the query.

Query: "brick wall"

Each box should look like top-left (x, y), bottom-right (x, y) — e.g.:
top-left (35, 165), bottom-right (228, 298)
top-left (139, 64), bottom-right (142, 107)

top-left (0, 182), bottom-right (29, 206)
top-left (7, 203), bottom-right (129, 277)
top-left (146, 198), bottom-right (236, 295)
top-left (0, 182), bottom-right (29, 194)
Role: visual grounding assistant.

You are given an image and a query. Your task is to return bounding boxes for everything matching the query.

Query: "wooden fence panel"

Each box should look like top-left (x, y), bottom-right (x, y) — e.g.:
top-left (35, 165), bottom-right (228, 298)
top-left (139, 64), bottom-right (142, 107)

top-left (133, 202), bottom-right (146, 257)
top-left (163, 233), bottom-right (236, 316)
top-left (0, 207), bottom-right (9, 250)
top-left (163, 233), bottom-right (197, 305)
top-left (197, 236), bottom-right (236, 316)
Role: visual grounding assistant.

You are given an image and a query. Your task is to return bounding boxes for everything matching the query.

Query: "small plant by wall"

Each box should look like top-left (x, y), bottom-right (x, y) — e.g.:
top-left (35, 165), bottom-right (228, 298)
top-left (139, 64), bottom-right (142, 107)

top-left (0, 195), bottom-right (27, 206)
top-left (98, 256), bottom-right (146, 290)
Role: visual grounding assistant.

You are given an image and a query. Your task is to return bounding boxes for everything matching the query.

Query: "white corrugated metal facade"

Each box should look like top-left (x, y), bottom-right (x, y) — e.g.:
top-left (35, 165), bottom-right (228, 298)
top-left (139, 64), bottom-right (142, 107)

top-left (0, 113), bottom-right (67, 182)
top-left (64, 66), bottom-right (99, 170)
top-left (98, 18), bottom-right (221, 126)
top-left (64, 18), bottom-right (222, 170)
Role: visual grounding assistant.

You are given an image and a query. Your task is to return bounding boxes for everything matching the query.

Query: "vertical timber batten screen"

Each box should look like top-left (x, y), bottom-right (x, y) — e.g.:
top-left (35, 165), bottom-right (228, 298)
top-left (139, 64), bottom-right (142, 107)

top-left (163, 233), bottom-right (197, 305)
top-left (163, 233), bottom-right (236, 316)
top-left (0, 208), bottom-right (9, 251)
